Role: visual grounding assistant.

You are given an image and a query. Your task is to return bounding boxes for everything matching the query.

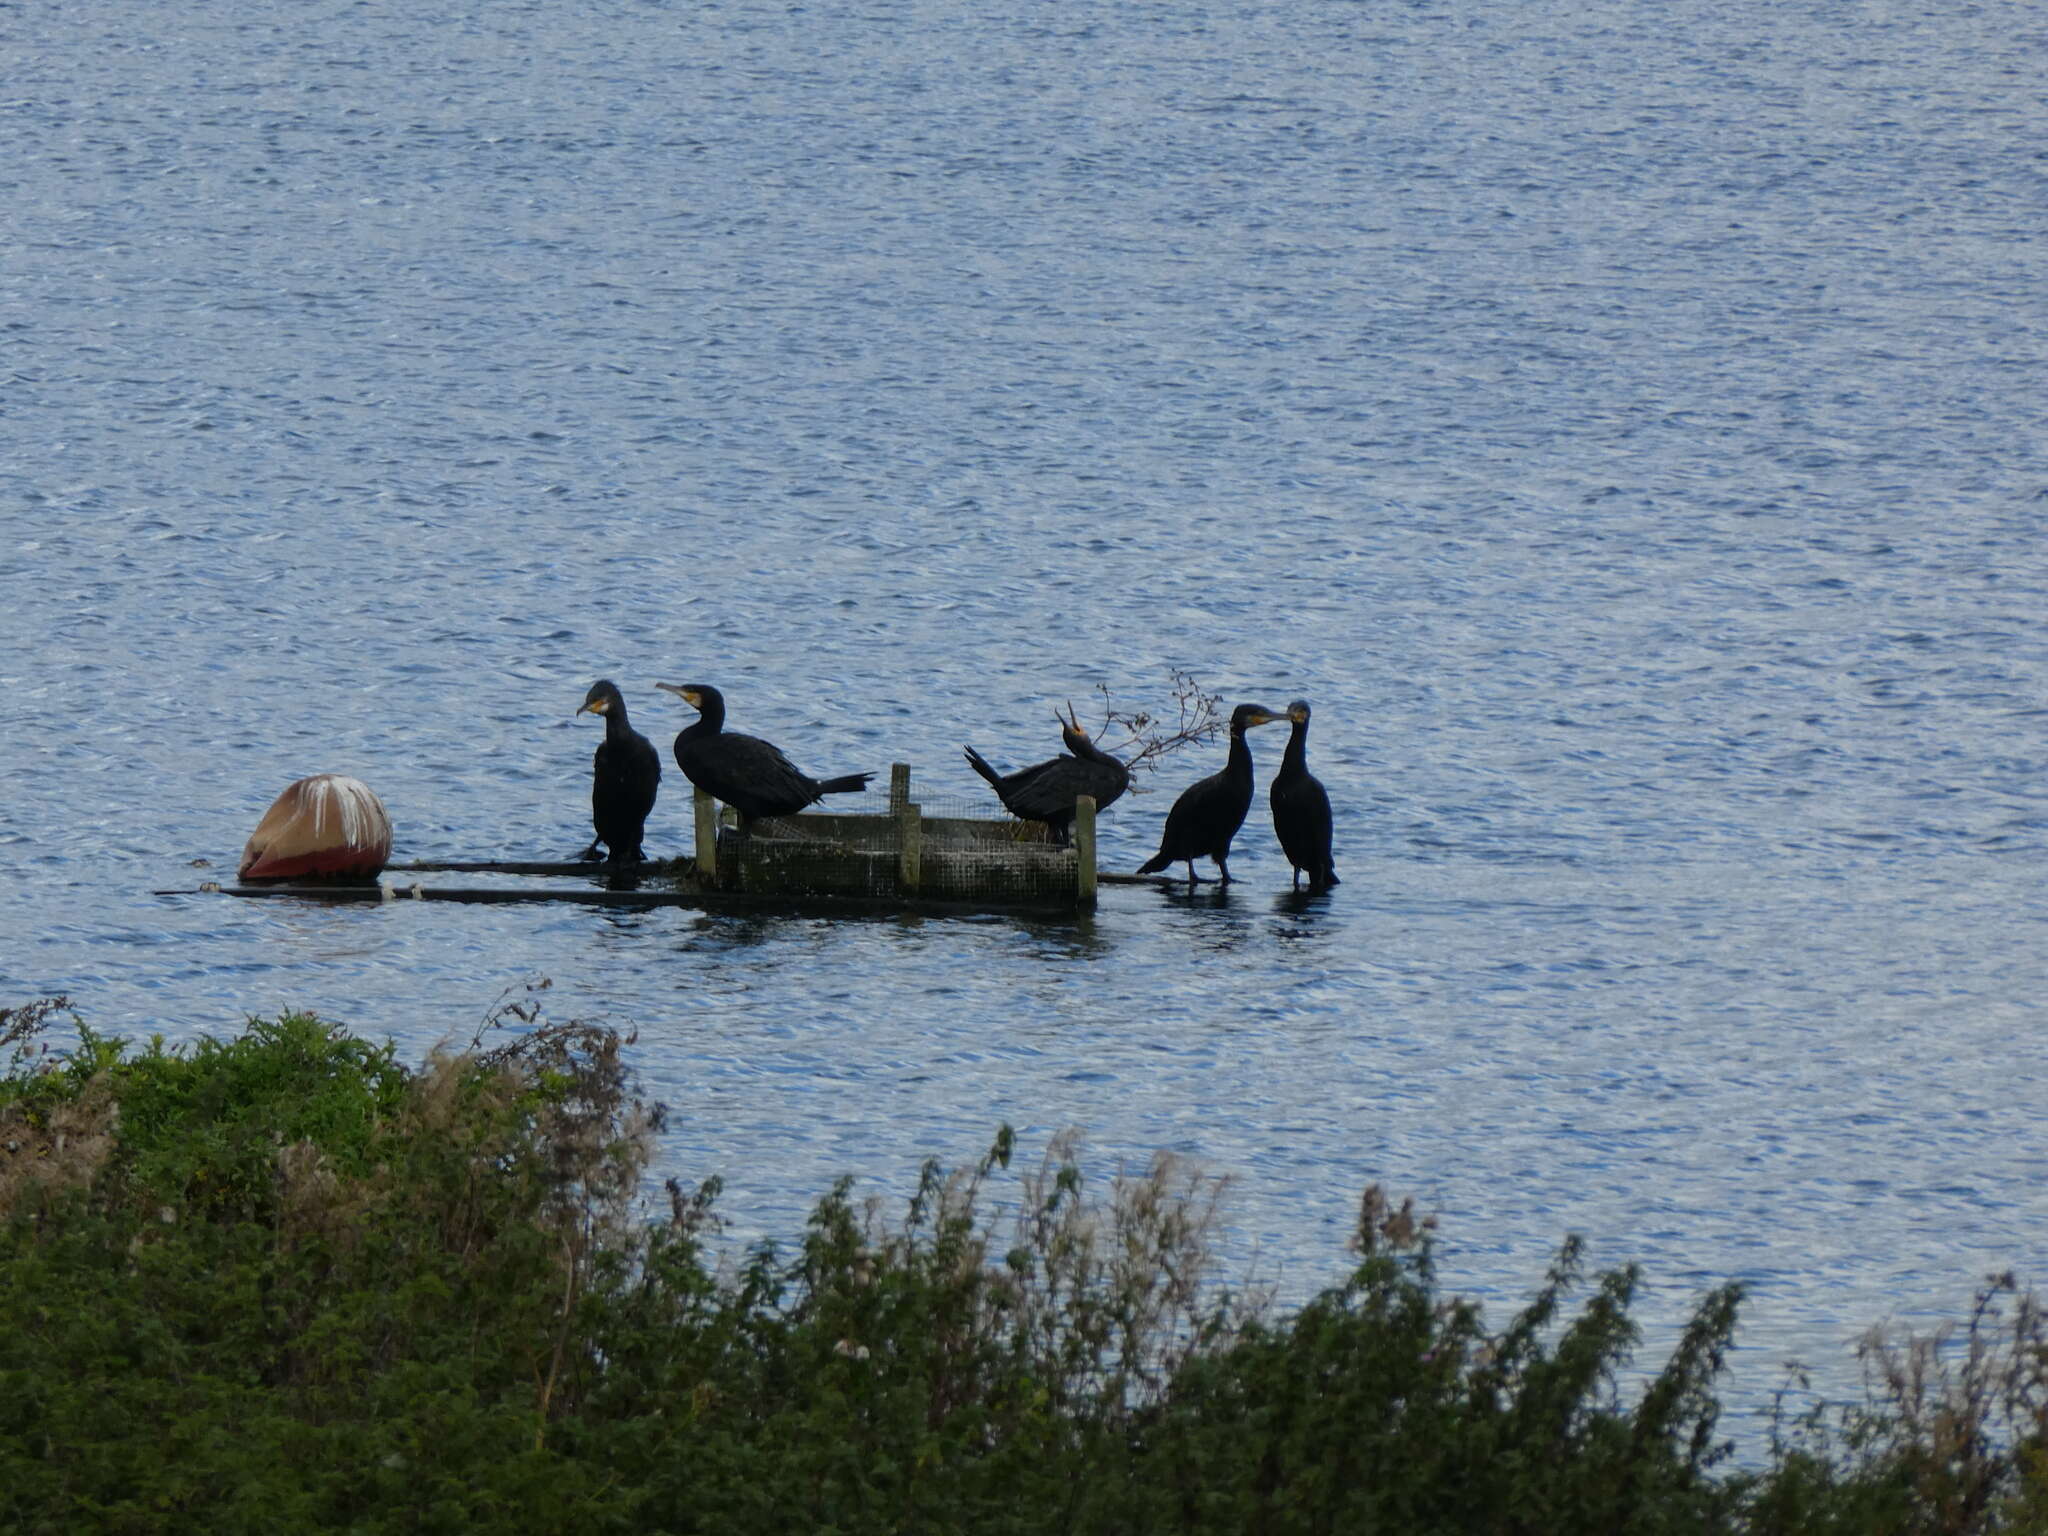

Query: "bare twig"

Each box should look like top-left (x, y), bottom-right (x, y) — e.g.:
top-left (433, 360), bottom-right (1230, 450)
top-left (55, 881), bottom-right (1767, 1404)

top-left (1086, 670), bottom-right (1226, 781)
top-left (0, 996), bottom-right (73, 1063)
top-left (467, 977), bottom-right (553, 1052)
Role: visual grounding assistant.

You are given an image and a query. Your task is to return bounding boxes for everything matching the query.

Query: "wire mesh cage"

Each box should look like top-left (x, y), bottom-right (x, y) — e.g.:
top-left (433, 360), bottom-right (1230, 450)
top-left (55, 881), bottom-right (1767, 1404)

top-left (698, 766), bottom-right (1096, 907)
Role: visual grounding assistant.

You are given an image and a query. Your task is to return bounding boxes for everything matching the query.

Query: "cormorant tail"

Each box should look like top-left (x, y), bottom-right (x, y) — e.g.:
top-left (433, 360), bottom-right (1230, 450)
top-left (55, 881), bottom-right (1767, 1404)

top-left (962, 747), bottom-right (1003, 787)
top-left (1136, 851), bottom-right (1174, 875)
top-left (815, 772), bottom-right (874, 797)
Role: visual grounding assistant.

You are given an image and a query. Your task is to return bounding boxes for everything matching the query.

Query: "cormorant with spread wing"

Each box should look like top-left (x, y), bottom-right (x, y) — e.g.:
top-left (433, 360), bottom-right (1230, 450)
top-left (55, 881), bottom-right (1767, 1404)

top-left (964, 702), bottom-right (1130, 843)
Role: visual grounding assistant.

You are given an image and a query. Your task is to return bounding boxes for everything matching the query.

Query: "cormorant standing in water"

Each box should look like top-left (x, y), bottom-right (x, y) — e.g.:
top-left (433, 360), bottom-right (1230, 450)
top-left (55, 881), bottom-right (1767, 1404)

top-left (655, 681), bottom-right (874, 822)
top-left (1270, 699), bottom-right (1338, 890)
top-left (577, 679), bottom-right (661, 863)
top-left (964, 703), bottom-right (1130, 843)
top-left (1136, 702), bottom-right (1287, 884)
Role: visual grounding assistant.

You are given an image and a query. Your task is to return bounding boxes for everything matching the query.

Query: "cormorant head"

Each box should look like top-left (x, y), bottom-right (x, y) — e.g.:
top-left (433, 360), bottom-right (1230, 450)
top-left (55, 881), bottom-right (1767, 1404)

top-left (578, 679), bottom-right (623, 717)
top-left (1229, 703), bottom-right (1287, 734)
top-left (1057, 699), bottom-right (1093, 748)
top-left (654, 681), bottom-right (719, 714)
top-left (1286, 700), bottom-right (1312, 726)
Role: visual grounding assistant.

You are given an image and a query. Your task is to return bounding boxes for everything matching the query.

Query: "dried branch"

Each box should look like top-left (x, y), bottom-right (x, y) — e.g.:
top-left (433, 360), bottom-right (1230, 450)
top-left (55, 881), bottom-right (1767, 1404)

top-left (466, 977), bottom-right (554, 1052)
top-left (0, 996), bottom-right (73, 1064)
top-left (1085, 670), bottom-right (1226, 781)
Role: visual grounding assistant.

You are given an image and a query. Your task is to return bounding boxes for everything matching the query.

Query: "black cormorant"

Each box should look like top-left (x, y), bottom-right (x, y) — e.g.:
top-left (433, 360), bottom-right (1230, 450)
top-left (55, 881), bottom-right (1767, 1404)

top-left (1270, 699), bottom-right (1338, 890)
top-left (655, 681), bottom-right (874, 822)
top-left (964, 703), bottom-right (1130, 843)
top-left (1135, 702), bottom-right (1287, 884)
top-left (576, 679), bottom-right (661, 864)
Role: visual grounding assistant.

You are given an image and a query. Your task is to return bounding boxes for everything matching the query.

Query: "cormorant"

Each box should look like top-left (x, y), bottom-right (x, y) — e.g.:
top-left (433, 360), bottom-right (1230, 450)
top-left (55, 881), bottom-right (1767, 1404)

top-left (1135, 702), bottom-right (1287, 884)
top-left (1270, 699), bottom-right (1339, 890)
top-left (576, 679), bottom-right (661, 864)
top-left (964, 702), bottom-right (1130, 843)
top-left (655, 681), bottom-right (873, 822)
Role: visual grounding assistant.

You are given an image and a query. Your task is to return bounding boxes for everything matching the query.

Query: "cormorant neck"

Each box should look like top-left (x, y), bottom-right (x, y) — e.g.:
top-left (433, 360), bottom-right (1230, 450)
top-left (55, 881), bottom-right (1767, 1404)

top-left (1225, 724), bottom-right (1256, 783)
top-left (1281, 719), bottom-right (1308, 774)
top-left (603, 702), bottom-right (636, 739)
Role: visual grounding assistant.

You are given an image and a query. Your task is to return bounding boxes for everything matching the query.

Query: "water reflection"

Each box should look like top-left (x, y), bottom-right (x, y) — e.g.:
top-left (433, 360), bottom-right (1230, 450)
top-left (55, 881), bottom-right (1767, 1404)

top-left (1271, 888), bottom-right (1338, 944)
top-left (1008, 910), bottom-right (1110, 962)
top-left (1148, 882), bottom-right (1263, 956)
top-left (593, 905), bottom-right (656, 939)
top-left (676, 910), bottom-right (798, 952)
top-left (669, 902), bottom-right (1110, 958)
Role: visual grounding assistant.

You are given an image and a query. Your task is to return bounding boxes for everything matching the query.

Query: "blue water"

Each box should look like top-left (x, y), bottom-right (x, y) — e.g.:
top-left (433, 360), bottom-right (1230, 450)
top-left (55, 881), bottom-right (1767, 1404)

top-left (5, 0), bottom-right (2047, 1425)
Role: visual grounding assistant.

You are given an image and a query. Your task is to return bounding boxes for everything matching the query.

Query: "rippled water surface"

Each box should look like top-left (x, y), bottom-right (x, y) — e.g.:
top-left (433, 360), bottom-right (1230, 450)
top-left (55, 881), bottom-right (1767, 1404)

top-left (6, 0), bottom-right (2047, 1420)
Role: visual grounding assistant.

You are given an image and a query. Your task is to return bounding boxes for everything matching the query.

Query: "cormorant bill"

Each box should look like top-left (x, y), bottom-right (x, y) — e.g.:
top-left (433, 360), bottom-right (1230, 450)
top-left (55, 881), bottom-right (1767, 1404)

top-left (576, 679), bottom-right (662, 864)
top-left (963, 701), bottom-right (1131, 844)
top-left (1270, 699), bottom-right (1339, 891)
top-left (1135, 702), bottom-right (1288, 884)
top-left (654, 681), bottom-right (874, 823)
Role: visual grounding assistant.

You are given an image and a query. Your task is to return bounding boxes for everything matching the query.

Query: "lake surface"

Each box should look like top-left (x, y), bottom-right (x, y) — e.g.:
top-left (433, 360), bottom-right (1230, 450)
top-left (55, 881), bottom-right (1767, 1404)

top-left (5, 0), bottom-right (2046, 1428)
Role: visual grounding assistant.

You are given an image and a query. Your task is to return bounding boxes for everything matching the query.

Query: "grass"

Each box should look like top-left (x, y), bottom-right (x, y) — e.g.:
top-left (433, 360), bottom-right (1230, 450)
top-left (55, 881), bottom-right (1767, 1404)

top-left (3, 994), bottom-right (2045, 1534)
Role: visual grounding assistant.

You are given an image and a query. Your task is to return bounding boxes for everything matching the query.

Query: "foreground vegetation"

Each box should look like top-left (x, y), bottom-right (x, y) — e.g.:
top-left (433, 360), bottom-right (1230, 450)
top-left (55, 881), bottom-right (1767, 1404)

top-left (3, 997), bottom-right (2046, 1534)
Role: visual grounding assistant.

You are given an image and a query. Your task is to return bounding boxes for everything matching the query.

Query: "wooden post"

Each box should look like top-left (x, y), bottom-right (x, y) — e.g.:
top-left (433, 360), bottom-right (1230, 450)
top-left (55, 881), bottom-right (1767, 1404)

top-left (693, 788), bottom-right (719, 883)
top-left (898, 797), bottom-right (922, 894)
top-left (1074, 794), bottom-right (1097, 906)
top-left (892, 763), bottom-right (920, 893)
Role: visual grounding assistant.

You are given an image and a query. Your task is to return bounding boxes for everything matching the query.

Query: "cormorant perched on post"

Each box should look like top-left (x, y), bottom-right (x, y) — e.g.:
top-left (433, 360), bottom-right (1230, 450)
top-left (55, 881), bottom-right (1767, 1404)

top-left (1271, 699), bottom-right (1338, 891)
top-left (655, 681), bottom-right (874, 822)
top-left (964, 702), bottom-right (1130, 844)
top-left (576, 679), bottom-right (661, 864)
top-left (1136, 702), bottom-right (1287, 884)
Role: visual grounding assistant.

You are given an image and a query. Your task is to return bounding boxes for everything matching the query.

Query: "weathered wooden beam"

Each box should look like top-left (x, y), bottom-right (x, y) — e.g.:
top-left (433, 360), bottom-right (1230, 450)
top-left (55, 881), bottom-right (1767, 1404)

top-left (156, 882), bottom-right (1097, 916)
top-left (387, 858), bottom-right (691, 877)
top-left (169, 883), bottom-right (696, 906)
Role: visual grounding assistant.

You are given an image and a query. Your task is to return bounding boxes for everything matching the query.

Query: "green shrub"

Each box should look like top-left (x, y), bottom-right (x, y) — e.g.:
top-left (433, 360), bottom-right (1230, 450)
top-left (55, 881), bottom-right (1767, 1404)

top-left (3, 997), bottom-right (2045, 1534)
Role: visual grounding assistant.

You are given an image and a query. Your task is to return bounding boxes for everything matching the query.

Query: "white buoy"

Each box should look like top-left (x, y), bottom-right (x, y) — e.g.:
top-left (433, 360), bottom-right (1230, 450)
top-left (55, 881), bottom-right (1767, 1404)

top-left (238, 774), bottom-right (392, 881)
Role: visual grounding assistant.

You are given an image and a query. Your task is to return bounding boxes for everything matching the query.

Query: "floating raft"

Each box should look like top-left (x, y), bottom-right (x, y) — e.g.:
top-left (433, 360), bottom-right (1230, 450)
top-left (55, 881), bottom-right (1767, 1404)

top-left (168, 765), bottom-right (1169, 912)
top-left (702, 764), bottom-right (1097, 906)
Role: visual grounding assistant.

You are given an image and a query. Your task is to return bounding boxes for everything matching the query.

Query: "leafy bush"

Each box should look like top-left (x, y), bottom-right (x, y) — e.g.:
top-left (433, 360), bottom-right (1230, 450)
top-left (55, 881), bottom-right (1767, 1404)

top-left (3, 997), bottom-right (2045, 1534)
